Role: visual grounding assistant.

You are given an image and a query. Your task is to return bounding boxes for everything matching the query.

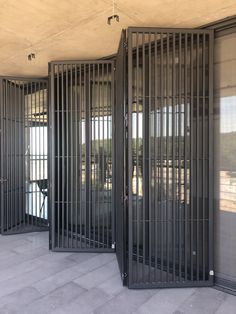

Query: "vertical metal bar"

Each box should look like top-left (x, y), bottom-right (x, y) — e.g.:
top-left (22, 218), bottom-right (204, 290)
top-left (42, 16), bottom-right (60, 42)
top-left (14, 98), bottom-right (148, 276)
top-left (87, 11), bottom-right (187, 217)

top-left (38, 81), bottom-right (41, 227)
top-left (202, 33), bottom-right (206, 281)
top-left (79, 63), bottom-right (82, 249)
top-left (4, 80), bottom-right (7, 233)
top-left (8, 80), bottom-right (11, 232)
top-left (154, 32), bottom-right (158, 283)
top-left (75, 64), bottom-right (78, 249)
top-left (85, 63), bottom-right (91, 249)
top-left (190, 33), bottom-right (194, 281)
top-left (172, 32), bottom-right (176, 282)
top-left (30, 81), bottom-right (33, 228)
top-left (160, 32), bottom-right (164, 282)
top-left (45, 80), bottom-right (48, 223)
top-left (26, 82), bottom-right (29, 229)
top-left (196, 33), bottom-right (200, 281)
top-left (10, 81), bottom-right (13, 231)
top-left (96, 64), bottom-right (99, 248)
top-left (107, 62), bottom-right (110, 248)
top-left (18, 82), bottom-right (22, 230)
top-left (88, 63), bottom-right (91, 248)
top-left (208, 31), bottom-right (214, 284)
top-left (38, 81), bottom-right (40, 227)
top-left (178, 32), bottom-right (182, 281)
top-left (101, 63), bottom-right (105, 248)
top-left (0, 78), bottom-right (4, 233)
top-left (35, 81), bottom-right (38, 228)
top-left (148, 33), bottom-right (151, 282)
top-left (5, 80), bottom-right (8, 232)
top-left (109, 62), bottom-right (112, 248)
top-left (92, 63), bottom-right (96, 248)
top-left (84, 63), bottom-right (87, 249)
top-left (42, 83), bottom-right (45, 222)
top-left (112, 62), bottom-right (116, 248)
top-left (128, 28), bottom-right (134, 287)
top-left (142, 32), bottom-right (146, 282)
top-left (56, 65), bottom-right (60, 248)
top-left (37, 81), bottom-right (40, 227)
top-left (142, 32), bottom-right (145, 282)
top-left (14, 81), bottom-right (17, 230)
top-left (66, 65), bottom-right (69, 247)
top-left (136, 32), bottom-right (140, 284)
top-left (22, 82), bottom-right (25, 228)
top-left (70, 65), bottom-right (74, 248)
top-left (184, 33), bottom-right (188, 281)
top-left (166, 32), bottom-right (170, 281)
top-left (89, 63), bottom-right (92, 248)
top-left (61, 64), bottom-right (65, 248)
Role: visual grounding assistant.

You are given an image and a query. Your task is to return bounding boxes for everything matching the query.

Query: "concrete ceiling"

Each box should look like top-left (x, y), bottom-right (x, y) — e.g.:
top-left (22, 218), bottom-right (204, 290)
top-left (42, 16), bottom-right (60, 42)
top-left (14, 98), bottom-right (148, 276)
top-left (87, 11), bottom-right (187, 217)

top-left (0, 0), bottom-right (236, 77)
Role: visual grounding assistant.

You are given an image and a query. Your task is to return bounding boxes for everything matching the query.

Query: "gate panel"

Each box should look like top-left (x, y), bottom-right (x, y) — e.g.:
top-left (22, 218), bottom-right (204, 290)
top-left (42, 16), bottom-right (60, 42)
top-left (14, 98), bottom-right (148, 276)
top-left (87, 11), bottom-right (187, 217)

top-left (127, 28), bottom-right (214, 288)
top-left (115, 30), bottom-right (128, 282)
top-left (50, 61), bottom-right (115, 251)
top-left (0, 78), bottom-right (48, 234)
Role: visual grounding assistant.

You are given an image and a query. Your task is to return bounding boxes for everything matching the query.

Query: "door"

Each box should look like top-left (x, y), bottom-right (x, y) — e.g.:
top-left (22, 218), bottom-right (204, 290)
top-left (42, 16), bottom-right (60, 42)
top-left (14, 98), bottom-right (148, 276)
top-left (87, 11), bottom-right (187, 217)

top-left (126, 28), bottom-right (214, 288)
top-left (50, 61), bottom-right (115, 251)
top-left (0, 78), bottom-right (49, 234)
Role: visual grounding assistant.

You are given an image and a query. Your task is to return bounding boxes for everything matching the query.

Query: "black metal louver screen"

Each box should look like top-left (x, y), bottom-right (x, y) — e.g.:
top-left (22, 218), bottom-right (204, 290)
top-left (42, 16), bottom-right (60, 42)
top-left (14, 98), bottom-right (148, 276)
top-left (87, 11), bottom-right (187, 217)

top-left (127, 28), bottom-right (214, 288)
top-left (0, 78), bottom-right (48, 234)
top-left (50, 61), bottom-right (115, 251)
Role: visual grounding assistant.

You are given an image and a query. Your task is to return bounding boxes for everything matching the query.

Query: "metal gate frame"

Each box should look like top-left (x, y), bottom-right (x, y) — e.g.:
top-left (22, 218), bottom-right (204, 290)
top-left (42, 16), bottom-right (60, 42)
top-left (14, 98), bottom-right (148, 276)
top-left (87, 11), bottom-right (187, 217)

top-left (49, 60), bottom-right (115, 252)
top-left (0, 76), bottom-right (49, 235)
top-left (124, 27), bottom-right (214, 288)
top-left (115, 30), bottom-right (128, 284)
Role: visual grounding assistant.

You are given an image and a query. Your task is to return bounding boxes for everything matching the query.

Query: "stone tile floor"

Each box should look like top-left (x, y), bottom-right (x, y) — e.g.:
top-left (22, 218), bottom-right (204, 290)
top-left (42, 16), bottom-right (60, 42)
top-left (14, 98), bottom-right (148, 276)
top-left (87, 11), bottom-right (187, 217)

top-left (0, 232), bottom-right (235, 314)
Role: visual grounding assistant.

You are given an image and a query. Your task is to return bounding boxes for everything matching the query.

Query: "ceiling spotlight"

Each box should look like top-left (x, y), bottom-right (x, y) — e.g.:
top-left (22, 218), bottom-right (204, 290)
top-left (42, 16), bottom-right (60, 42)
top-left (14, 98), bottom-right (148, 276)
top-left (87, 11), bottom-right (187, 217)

top-left (28, 53), bottom-right (35, 61)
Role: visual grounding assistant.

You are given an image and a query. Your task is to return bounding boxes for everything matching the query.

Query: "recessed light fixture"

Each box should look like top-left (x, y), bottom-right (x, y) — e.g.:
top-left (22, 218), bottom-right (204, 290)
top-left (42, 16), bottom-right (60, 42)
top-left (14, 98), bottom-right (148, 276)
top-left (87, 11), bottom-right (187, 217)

top-left (28, 53), bottom-right (35, 61)
top-left (107, 0), bottom-right (119, 25)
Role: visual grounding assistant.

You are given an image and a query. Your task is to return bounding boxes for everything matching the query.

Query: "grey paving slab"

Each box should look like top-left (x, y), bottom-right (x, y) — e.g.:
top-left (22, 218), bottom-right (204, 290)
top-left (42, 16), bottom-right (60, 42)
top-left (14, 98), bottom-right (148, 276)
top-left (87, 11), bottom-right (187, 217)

top-left (0, 247), bottom-right (49, 270)
top-left (176, 287), bottom-right (227, 314)
top-left (69, 252), bottom-right (116, 275)
top-left (0, 250), bottom-right (18, 262)
top-left (67, 252), bottom-right (98, 263)
top-left (98, 274), bottom-right (125, 297)
top-left (32, 252), bottom-right (100, 295)
top-left (215, 294), bottom-right (236, 314)
top-left (0, 232), bottom-right (234, 314)
top-left (51, 287), bottom-right (112, 314)
top-left (73, 259), bottom-right (119, 289)
top-left (93, 287), bottom-right (156, 314)
top-left (135, 288), bottom-right (196, 314)
top-left (0, 257), bottom-right (73, 298)
top-left (20, 282), bottom-right (85, 314)
top-left (0, 286), bottom-right (42, 308)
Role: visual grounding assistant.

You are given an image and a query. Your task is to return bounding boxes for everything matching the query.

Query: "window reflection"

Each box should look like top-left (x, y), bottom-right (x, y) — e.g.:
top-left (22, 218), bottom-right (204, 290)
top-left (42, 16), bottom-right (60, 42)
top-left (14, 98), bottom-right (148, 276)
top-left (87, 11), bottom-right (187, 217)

top-left (219, 96), bottom-right (236, 213)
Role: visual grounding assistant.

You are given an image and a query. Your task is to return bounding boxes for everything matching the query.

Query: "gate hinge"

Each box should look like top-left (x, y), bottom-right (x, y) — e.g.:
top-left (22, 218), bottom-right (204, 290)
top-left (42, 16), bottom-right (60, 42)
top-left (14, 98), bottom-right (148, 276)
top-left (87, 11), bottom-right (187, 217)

top-left (209, 270), bottom-right (214, 276)
top-left (0, 178), bottom-right (7, 184)
top-left (122, 272), bottom-right (128, 279)
top-left (111, 242), bottom-right (116, 249)
top-left (124, 113), bottom-right (128, 128)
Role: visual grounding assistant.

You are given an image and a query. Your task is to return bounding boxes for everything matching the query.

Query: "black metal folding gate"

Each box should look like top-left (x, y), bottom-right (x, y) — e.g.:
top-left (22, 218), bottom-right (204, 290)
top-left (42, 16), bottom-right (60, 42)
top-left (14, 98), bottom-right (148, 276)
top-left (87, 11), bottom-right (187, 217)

top-left (115, 30), bottom-right (128, 282)
top-left (115, 27), bottom-right (214, 288)
top-left (0, 77), bottom-right (49, 234)
top-left (49, 61), bottom-right (115, 251)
